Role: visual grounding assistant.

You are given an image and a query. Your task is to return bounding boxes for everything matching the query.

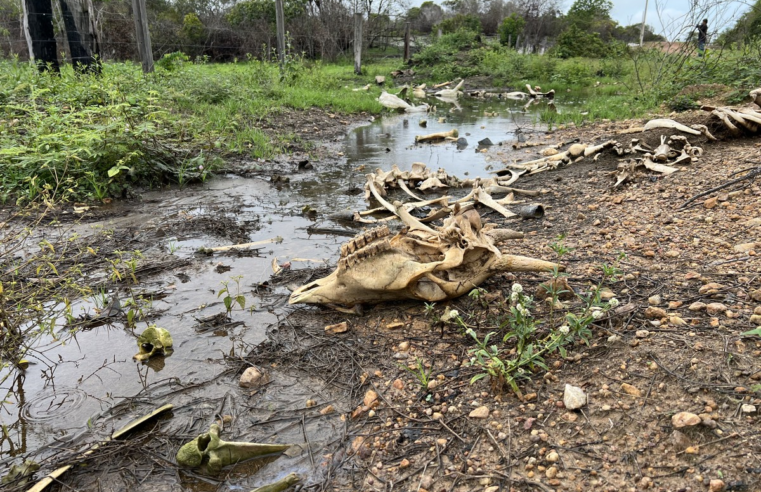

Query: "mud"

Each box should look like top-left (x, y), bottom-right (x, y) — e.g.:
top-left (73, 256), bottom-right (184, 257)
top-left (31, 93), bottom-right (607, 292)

top-left (2, 93), bottom-right (760, 492)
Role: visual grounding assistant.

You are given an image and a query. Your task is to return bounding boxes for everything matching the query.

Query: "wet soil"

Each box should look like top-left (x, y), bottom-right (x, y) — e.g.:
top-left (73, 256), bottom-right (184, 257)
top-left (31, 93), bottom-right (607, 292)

top-left (2, 98), bottom-right (760, 492)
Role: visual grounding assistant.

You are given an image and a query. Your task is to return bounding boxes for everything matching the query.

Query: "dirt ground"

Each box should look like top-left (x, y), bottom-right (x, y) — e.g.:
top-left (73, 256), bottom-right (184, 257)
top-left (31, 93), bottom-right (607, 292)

top-left (250, 107), bottom-right (761, 492)
top-left (6, 103), bottom-right (761, 492)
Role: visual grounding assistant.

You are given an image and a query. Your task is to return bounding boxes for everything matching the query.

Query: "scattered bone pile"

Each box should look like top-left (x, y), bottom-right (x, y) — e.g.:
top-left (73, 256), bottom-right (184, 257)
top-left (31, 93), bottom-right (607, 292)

top-left (701, 91), bottom-right (761, 136)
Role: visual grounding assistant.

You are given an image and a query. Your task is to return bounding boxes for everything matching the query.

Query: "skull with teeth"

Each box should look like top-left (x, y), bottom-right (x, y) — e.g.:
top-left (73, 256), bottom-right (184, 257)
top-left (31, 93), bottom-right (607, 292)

top-left (289, 209), bottom-right (562, 311)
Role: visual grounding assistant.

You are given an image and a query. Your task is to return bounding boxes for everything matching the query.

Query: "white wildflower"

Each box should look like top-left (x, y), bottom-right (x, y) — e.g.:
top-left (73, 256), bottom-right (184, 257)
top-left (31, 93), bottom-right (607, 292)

top-left (609, 298), bottom-right (620, 308)
top-left (198, 165), bottom-right (204, 171)
top-left (510, 291), bottom-right (519, 302)
top-left (592, 310), bottom-right (603, 319)
top-left (516, 304), bottom-right (528, 316)
top-left (512, 283), bottom-right (523, 294)
top-left (558, 325), bottom-right (570, 335)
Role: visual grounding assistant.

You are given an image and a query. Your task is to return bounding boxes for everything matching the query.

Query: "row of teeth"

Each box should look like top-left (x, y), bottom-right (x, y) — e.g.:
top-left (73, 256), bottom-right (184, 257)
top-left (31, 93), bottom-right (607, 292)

top-left (338, 239), bottom-right (391, 271)
top-left (340, 225), bottom-right (390, 258)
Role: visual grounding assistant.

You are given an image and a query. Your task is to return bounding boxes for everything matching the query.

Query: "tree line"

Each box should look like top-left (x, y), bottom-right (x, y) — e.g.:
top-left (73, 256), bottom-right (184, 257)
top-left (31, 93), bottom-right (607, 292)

top-left (0, 0), bottom-right (759, 65)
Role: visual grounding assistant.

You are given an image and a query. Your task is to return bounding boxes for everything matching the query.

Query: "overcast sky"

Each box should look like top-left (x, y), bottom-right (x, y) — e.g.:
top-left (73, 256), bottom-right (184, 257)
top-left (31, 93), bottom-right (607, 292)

top-left (565, 0), bottom-right (750, 39)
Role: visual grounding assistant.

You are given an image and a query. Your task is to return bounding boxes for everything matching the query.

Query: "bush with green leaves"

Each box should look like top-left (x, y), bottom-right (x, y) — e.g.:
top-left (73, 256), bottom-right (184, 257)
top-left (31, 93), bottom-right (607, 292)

top-left (499, 13), bottom-right (525, 48)
top-left (554, 25), bottom-right (611, 59)
top-left (435, 14), bottom-right (481, 35)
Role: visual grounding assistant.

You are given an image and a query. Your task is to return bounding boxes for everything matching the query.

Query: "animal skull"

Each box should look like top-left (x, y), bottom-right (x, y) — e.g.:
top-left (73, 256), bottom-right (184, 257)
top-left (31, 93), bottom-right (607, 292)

top-left (289, 210), bottom-right (562, 310)
top-left (176, 424), bottom-right (290, 474)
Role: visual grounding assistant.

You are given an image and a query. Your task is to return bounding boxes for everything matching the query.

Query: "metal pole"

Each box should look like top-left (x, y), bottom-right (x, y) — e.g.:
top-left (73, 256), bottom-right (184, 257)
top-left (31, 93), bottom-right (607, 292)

top-left (639, 0), bottom-right (649, 47)
top-left (275, 0), bottom-right (285, 68)
top-left (354, 13), bottom-right (362, 75)
top-left (403, 22), bottom-right (410, 62)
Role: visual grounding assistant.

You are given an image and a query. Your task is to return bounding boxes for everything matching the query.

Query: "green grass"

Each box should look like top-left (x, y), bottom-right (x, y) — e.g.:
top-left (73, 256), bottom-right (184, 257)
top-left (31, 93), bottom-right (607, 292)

top-left (0, 57), bottom-right (393, 203)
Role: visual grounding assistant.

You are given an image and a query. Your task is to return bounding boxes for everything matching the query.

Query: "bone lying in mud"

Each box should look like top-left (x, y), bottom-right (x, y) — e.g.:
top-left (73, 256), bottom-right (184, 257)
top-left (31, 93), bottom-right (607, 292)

top-left (289, 214), bottom-right (562, 310)
top-left (134, 326), bottom-right (173, 361)
top-left (177, 424), bottom-right (290, 474)
top-left (643, 118), bottom-right (702, 135)
top-left (415, 129), bottom-right (459, 143)
top-left (250, 473), bottom-right (301, 492)
top-left (434, 79), bottom-right (464, 98)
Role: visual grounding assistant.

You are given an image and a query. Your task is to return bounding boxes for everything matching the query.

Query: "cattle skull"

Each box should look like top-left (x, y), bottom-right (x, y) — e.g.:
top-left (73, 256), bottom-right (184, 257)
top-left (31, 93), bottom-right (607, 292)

top-left (289, 209), bottom-right (562, 310)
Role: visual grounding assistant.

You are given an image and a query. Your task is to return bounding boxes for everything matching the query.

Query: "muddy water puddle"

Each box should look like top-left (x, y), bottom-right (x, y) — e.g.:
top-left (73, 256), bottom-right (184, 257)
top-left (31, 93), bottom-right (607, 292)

top-left (0, 96), bottom-right (551, 490)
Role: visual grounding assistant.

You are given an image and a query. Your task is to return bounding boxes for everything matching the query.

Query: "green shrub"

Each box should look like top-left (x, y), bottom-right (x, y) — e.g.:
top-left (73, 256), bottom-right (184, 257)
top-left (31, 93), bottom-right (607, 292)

top-left (499, 13), bottom-right (525, 48)
top-left (667, 95), bottom-right (699, 112)
top-left (436, 14), bottom-right (482, 34)
top-left (554, 25), bottom-right (610, 58)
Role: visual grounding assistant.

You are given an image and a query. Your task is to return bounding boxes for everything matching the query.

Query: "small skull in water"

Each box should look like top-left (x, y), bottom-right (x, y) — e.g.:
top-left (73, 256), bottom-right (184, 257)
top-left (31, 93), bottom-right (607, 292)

top-left (176, 423), bottom-right (290, 474)
top-left (134, 325), bottom-right (173, 361)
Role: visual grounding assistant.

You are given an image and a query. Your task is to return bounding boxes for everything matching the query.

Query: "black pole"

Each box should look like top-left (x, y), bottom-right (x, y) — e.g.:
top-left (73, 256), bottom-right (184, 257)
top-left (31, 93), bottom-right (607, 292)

top-left (25, 0), bottom-right (59, 72)
top-left (58, 0), bottom-right (100, 73)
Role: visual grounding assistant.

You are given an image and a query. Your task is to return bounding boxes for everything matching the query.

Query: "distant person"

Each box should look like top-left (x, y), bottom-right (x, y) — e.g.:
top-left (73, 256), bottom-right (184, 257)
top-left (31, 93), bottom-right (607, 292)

top-left (696, 19), bottom-right (708, 56)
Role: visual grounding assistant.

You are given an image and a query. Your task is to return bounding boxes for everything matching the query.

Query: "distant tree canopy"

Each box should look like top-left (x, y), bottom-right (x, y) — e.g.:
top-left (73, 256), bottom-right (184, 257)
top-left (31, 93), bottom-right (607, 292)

top-left (499, 13), bottom-right (525, 47)
top-left (718, 0), bottom-right (761, 45)
top-left (436, 12), bottom-right (482, 34)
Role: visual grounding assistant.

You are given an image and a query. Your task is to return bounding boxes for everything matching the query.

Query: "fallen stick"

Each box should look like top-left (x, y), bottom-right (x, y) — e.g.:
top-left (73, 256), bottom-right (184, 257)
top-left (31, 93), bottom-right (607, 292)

top-left (27, 404), bottom-right (174, 492)
top-left (678, 166), bottom-right (761, 210)
top-left (210, 237), bottom-right (283, 252)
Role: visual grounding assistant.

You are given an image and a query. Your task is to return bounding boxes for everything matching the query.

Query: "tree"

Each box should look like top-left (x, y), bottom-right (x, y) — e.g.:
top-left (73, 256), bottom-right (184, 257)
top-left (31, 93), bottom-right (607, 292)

top-left (407, 1), bottom-right (444, 33)
top-left (554, 23), bottom-right (608, 58)
top-left (436, 13), bottom-right (481, 34)
top-left (565, 0), bottom-right (611, 33)
top-left (499, 13), bottom-right (525, 47)
top-left (718, 0), bottom-right (761, 45)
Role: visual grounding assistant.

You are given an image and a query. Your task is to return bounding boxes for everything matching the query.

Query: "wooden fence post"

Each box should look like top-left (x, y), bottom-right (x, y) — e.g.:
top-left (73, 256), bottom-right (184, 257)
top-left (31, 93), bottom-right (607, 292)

top-left (403, 22), bottom-right (410, 62)
top-left (354, 12), bottom-right (362, 75)
top-left (132, 0), bottom-right (153, 73)
top-left (275, 0), bottom-right (285, 68)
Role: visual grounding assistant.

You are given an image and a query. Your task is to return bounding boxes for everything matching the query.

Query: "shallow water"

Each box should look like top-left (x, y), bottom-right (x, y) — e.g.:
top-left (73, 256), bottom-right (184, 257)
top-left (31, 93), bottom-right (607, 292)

top-left (0, 94), bottom-right (552, 488)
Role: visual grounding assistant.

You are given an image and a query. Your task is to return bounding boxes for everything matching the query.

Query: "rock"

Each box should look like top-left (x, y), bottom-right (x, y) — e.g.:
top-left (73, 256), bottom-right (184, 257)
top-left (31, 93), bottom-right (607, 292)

top-left (427, 380), bottom-right (438, 390)
top-left (320, 405), bottom-right (335, 415)
top-left (699, 282), bottom-right (724, 295)
top-left (750, 314), bottom-right (761, 325)
top-left (375, 75), bottom-right (385, 85)
top-left (546, 450), bottom-right (559, 463)
top-left (563, 384), bottom-right (587, 410)
top-left (670, 430), bottom-right (691, 450)
top-left (484, 487), bottom-right (500, 492)
top-left (456, 137), bottom-right (468, 148)
top-left (705, 303), bottom-right (727, 315)
top-left (709, 479), bottom-right (726, 492)
top-left (398, 341), bottom-right (410, 352)
top-left (635, 330), bottom-right (650, 338)
top-left (325, 322), bottom-right (349, 334)
top-left (648, 294), bottom-right (662, 306)
top-left (752, 289), bottom-right (761, 302)
top-left (669, 316), bottom-right (688, 326)
top-left (545, 466), bottom-right (558, 479)
top-left (478, 138), bottom-right (493, 146)
top-left (747, 217), bottom-right (761, 227)
top-left (306, 399), bottom-right (317, 407)
top-left (469, 406), bottom-right (490, 419)
top-left (541, 147), bottom-right (559, 156)
top-left (755, 306), bottom-right (761, 315)
top-left (386, 322), bottom-right (404, 330)
top-left (400, 458), bottom-right (410, 469)
top-left (668, 301), bottom-right (683, 309)
top-left (621, 383), bottom-right (641, 397)
top-left (688, 302), bottom-right (706, 311)
top-left (684, 271), bottom-right (701, 280)
top-left (364, 390), bottom-right (378, 407)
top-left (645, 307), bottom-right (667, 319)
top-left (741, 404), bottom-right (757, 414)
top-left (432, 412), bottom-right (443, 420)
top-left (672, 411), bottom-right (701, 428)
top-left (734, 242), bottom-right (759, 253)
top-left (704, 197), bottom-right (718, 209)
top-left (239, 366), bottom-right (267, 388)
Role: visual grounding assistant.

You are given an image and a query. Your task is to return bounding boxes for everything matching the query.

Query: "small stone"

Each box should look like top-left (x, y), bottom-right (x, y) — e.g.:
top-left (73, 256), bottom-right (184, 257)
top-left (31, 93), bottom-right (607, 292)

top-left (688, 302), bottom-right (706, 311)
top-left (672, 411), bottom-right (701, 428)
top-left (400, 458), bottom-right (410, 469)
top-left (469, 406), bottom-right (490, 419)
top-left (239, 366), bottom-right (267, 388)
top-left (306, 399), bottom-right (317, 407)
top-left (705, 303), bottom-right (727, 315)
top-left (668, 301), bottom-right (683, 309)
top-left (398, 341), bottom-right (410, 352)
top-left (751, 289), bottom-right (761, 302)
top-left (432, 412), bottom-right (443, 420)
top-left (741, 404), bottom-right (757, 414)
top-left (645, 307), bottom-right (667, 319)
top-left (754, 306), bottom-right (761, 315)
top-left (427, 380), bottom-right (438, 390)
top-left (669, 316), bottom-right (688, 326)
top-left (703, 197), bottom-right (718, 209)
top-left (636, 330), bottom-right (650, 338)
top-left (364, 390), bottom-right (378, 407)
top-left (386, 322), bottom-right (404, 330)
top-left (734, 242), bottom-right (759, 253)
top-left (393, 379), bottom-right (404, 390)
top-left (546, 450), bottom-right (559, 462)
top-left (484, 487), bottom-right (499, 492)
top-left (621, 383), bottom-right (642, 397)
top-left (563, 384), bottom-right (587, 410)
top-left (648, 294), bottom-right (662, 306)
top-left (545, 466), bottom-right (558, 479)
top-left (709, 479), bottom-right (725, 492)
top-left (685, 445), bottom-right (700, 454)
top-left (699, 283), bottom-right (724, 295)
top-left (320, 405), bottom-right (335, 415)
top-left (325, 322), bottom-right (349, 334)
top-left (750, 314), bottom-right (761, 325)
